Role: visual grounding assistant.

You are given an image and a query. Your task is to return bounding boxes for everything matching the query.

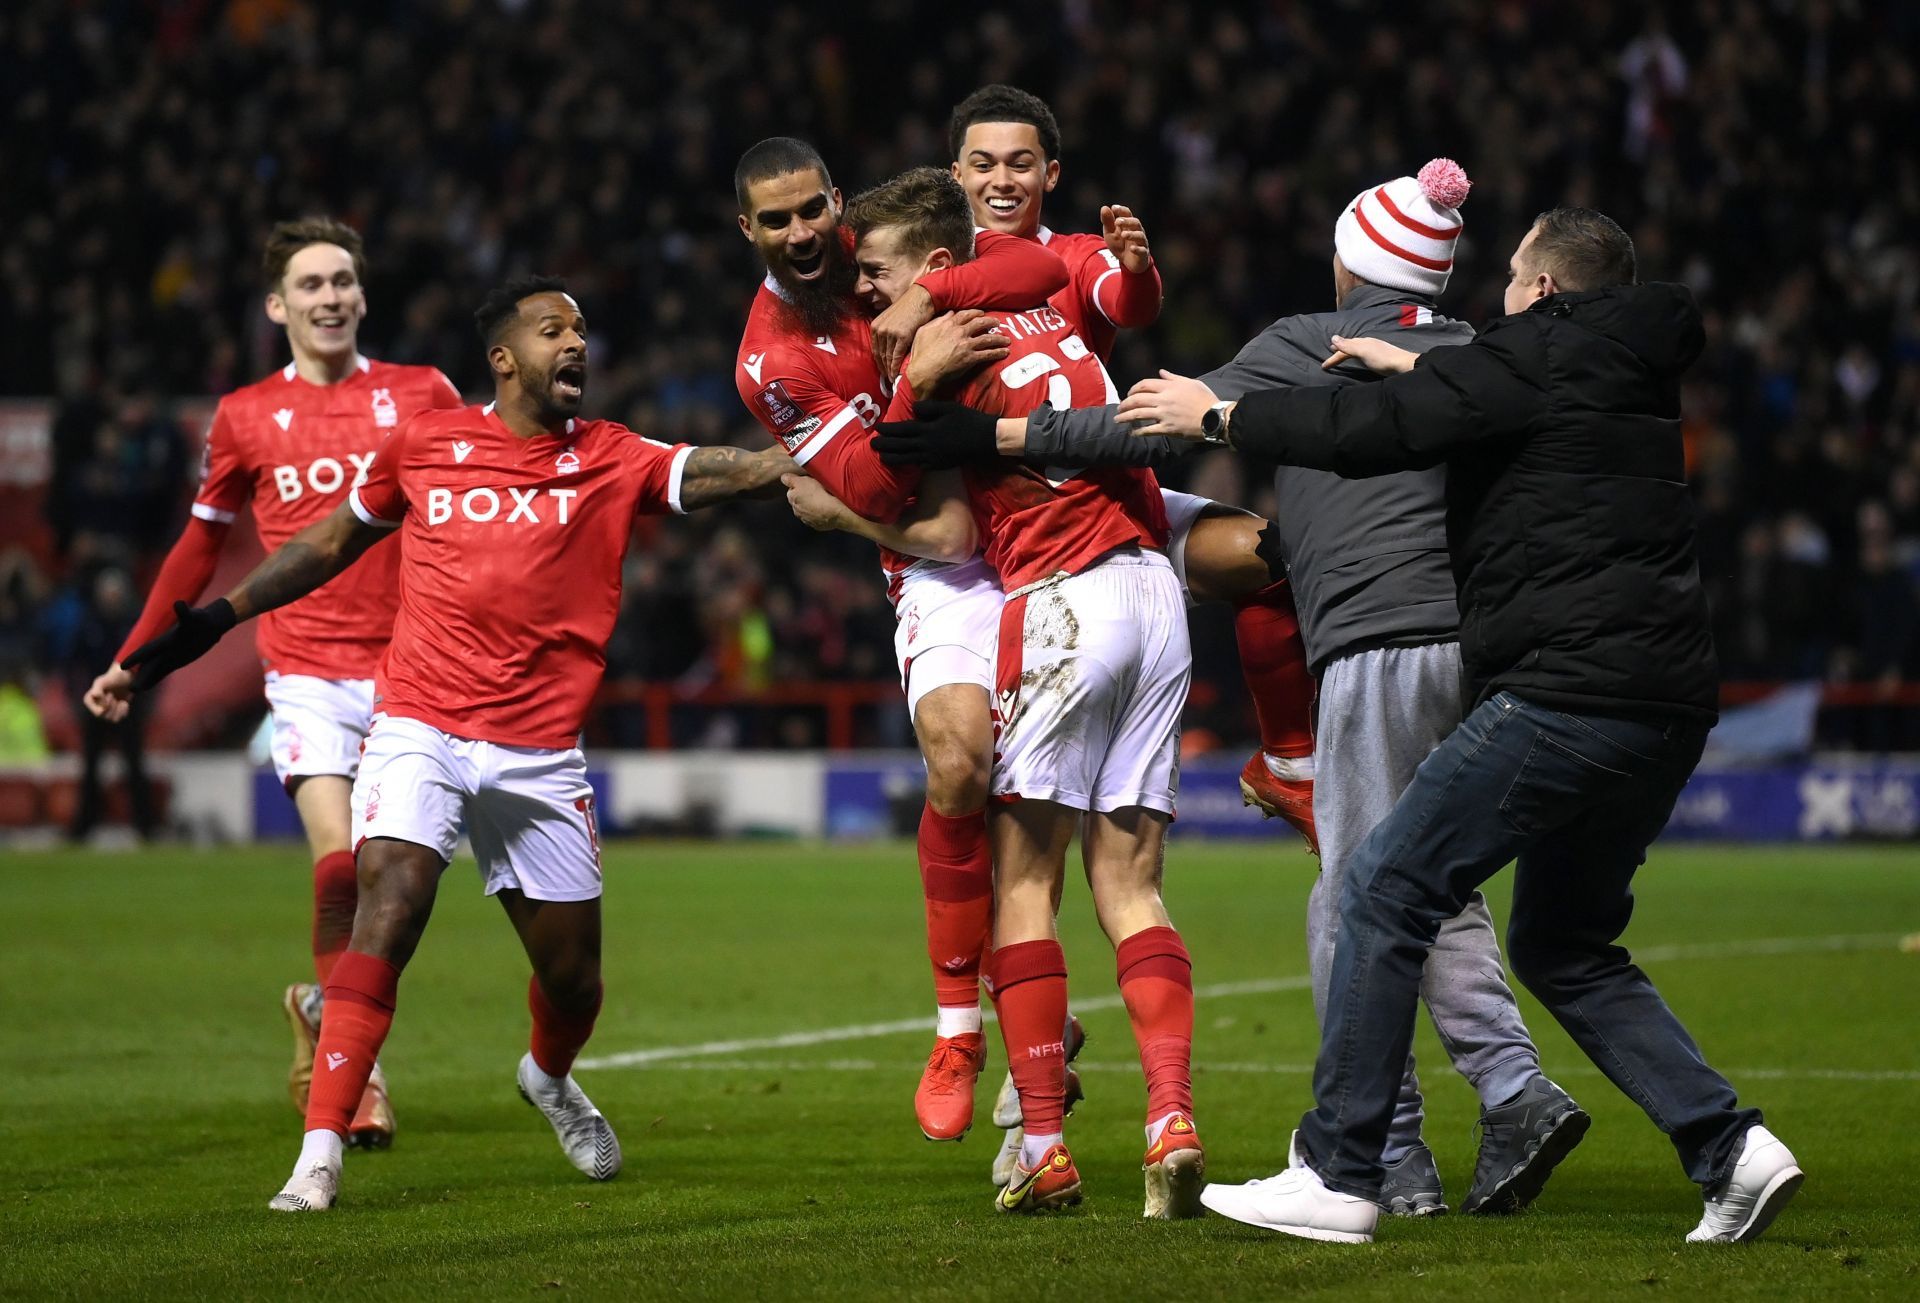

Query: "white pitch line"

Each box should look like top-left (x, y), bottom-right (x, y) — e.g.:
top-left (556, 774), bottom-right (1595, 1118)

top-left (577, 931), bottom-right (1901, 1072)
top-left (580, 1057), bottom-right (1920, 1085)
top-left (578, 975), bottom-right (1315, 1070)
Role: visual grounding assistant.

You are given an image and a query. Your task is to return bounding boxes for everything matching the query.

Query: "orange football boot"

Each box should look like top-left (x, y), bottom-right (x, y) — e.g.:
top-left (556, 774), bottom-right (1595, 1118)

top-left (1240, 752), bottom-right (1318, 854)
top-left (996, 1141), bottom-right (1083, 1214)
top-left (1142, 1112), bottom-right (1207, 1219)
top-left (915, 1031), bottom-right (987, 1141)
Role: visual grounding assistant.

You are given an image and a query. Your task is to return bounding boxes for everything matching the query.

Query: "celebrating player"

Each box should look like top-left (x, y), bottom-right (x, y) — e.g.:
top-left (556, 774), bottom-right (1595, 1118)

top-left (733, 137), bottom-right (1084, 1147)
top-left (853, 168), bottom-right (1205, 1218)
top-left (84, 217), bottom-right (462, 1148)
top-left (103, 277), bottom-right (794, 1212)
top-left (939, 86), bottom-right (1318, 847)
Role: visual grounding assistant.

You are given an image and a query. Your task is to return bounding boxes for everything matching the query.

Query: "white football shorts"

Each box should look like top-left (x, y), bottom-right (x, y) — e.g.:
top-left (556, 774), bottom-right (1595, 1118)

top-left (351, 713), bottom-right (603, 902)
top-left (263, 673), bottom-right (376, 788)
top-left (992, 549), bottom-right (1190, 814)
top-left (892, 554), bottom-right (1004, 720)
top-left (1157, 487), bottom-right (1222, 601)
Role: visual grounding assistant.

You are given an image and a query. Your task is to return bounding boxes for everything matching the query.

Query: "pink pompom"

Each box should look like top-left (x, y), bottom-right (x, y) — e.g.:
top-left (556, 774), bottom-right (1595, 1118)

top-left (1417, 158), bottom-right (1471, 210)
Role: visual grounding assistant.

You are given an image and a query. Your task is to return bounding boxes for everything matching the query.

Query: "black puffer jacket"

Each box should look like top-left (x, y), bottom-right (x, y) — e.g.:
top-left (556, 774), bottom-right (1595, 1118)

top-left (1230, 283), bottom-right (1718, 721)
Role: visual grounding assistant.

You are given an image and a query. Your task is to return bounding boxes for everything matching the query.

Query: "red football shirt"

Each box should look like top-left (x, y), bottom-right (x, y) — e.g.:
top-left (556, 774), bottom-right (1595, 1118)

top-left (888, 305), bottom-right (1167, 592)
top-left (733, 229), bottom-right (1071, 587)
top-left (190, 357), bottom-right (462, 678)
top-left (349, 404), bottom-right (692, 748)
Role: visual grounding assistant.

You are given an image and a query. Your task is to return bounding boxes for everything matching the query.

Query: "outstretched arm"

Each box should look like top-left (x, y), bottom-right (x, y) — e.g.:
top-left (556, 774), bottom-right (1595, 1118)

top-left (678, 444), bottom-right (797, 510)
top-left (783, 470), bottom-right (975, 563)
top-left (225, 503), bottom-right (390, 622)
top-left (111, 502), bottom-right (389, 698)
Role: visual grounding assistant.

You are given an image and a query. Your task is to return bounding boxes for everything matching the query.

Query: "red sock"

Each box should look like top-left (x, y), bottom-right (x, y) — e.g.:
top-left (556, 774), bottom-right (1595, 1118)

top-left (529, 976), bottom-right (603, 1078)
top-left (919, 803), bottom-right (994, 1010)
top-left (306, 950), bottom-right (400, 1136)
top-left (311, 850), bottom-right (359, 985)
top-left (1116, 926), bottom-right (1194, 1122)
top-left (1232, 580), bottom-right (1315, 758)
top-left (986, 939), bottom-right (1070, 1134)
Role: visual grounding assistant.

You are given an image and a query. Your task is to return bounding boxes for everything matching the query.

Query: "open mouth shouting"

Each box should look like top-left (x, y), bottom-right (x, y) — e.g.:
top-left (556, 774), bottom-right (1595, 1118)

top-left (552, 357), bottom-right (586, 404)
top-left (785, 241), bottom-right (828, 280)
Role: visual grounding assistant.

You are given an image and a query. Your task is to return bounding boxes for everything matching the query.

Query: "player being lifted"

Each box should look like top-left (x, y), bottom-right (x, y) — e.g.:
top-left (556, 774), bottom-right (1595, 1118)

top-left (84, 217), bottom-right (462, 1148)
top-left (732, 136), bottom-right (1086, 1148)
top-left (854, 168), bottom-right (1206, 1217)
top-left (103, 277), bottom-right (794, 1212)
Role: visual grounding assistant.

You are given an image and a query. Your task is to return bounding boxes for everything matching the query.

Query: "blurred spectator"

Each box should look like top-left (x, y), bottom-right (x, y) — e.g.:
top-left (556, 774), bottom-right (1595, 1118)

top-left (5, 0), bottom-right (1920, 749)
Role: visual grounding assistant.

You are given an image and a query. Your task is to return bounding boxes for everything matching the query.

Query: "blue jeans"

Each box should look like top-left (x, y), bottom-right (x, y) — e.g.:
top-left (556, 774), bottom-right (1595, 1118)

top-left (1298, 691), bottom-right (1762, 1199)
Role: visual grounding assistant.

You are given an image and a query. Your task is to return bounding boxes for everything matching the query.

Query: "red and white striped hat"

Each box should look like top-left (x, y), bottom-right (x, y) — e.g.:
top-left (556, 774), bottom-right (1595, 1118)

top-left (1334, 158), bottom-right (1471, 296)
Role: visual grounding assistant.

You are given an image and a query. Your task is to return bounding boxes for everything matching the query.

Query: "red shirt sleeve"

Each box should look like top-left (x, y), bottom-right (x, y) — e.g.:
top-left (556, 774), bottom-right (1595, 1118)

top-left (625, 435), bottom-right (696, 515)
top-left (191, 401), bottom-right (252, 524)
top-left (919, 231), bottom-right (1069, 313)
top-left (349, 419), bottom-right (410, 527)
top-left (737, 349), bottom-right (917, 519)
top-left (1088, 252), bottom-right (1163, 329)
top-left (115, 515), bottom-right (230, 661)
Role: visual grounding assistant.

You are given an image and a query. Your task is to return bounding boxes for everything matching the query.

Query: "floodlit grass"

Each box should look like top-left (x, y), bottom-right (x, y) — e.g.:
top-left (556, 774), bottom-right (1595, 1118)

top-left (4, 842), bottom-right (1916, 1299)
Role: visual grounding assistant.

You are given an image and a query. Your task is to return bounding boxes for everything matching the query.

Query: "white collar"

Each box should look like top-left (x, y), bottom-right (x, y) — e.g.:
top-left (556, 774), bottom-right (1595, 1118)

top-left (282, 354), bottom-right (371, 381)
top-left (481, 401), bottom-right (576, 435)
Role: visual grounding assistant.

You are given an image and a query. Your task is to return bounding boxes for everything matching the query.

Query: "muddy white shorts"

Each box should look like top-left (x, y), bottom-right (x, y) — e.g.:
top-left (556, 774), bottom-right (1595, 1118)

top-left (263, 673), bottom-right (376, 788)
top-left (992, 549), bottom-right (1190, 814)
top-left (892, 554), bottom-right (1004, 720)
top-left (351, 713), bottom-right (603, 902)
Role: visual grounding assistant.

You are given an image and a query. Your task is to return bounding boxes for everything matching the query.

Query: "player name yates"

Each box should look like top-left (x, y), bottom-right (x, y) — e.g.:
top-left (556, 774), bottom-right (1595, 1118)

top-left (425, 486), bottom-right (578, 525)
top-left (994, 305), bottom-right (1072, 337)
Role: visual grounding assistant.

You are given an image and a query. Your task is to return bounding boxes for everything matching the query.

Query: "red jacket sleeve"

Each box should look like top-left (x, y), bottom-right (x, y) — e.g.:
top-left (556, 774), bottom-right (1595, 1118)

top-left (116, 516), bottom-right (231, 661)
top-left (919, 231), bottom-right (1069, 313)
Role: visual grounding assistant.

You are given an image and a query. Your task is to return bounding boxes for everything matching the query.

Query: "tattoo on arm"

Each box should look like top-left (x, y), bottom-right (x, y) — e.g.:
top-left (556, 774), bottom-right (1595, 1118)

top-left (679, 445), bottom-right (794, 510)
top-left (225, 509), bottom-right (387, 621)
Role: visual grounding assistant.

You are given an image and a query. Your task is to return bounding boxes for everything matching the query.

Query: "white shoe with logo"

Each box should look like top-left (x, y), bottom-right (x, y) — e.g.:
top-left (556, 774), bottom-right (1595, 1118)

top-left (1198, 1131), bottom-right (1379, 1244)
top-left (267, 1157), bottom-right (340, 1212)
top-left (1686, 1124), bottom-right (1803, 1244)
top-left (517, 1053), bottom-right (622, 1181)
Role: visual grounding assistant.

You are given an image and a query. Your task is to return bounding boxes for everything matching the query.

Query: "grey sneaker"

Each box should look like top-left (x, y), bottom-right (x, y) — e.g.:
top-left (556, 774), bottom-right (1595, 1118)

top-left (1378, 1143), bottom-right (1446, 1216)
top-left (1461, 1076), bottom-right (1590, 1214)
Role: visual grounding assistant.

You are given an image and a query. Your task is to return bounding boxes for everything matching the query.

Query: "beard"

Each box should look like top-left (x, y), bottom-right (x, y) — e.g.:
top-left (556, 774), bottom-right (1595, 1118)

top-left (519, 359), bottom-right (584, 423)
top-left (771, 242), bottom-right (857, 339)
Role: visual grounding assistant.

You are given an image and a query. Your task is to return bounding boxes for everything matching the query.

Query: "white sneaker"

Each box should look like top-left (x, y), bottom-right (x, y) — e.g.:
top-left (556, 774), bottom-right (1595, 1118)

top-left (517, 1053), bottom-right (621, 1181)
top-left (1686, 1124), bottom-right (1803, 1244)
top-left (990, 1070), bottom-right (1022, 1130)
top-left (992, 1124), bottom-right (1024, 1188)
top-left (267, 1157), bottom-right (340, 1212)
top-left (1199, 1131), bottom-right (1379, 1244)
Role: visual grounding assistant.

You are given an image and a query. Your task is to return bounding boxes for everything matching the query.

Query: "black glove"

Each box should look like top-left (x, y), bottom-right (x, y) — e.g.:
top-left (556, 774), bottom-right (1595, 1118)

top-left (121, 599), bottom-right (237, 690)
top-left (874, 399), bottom-right (999, 468)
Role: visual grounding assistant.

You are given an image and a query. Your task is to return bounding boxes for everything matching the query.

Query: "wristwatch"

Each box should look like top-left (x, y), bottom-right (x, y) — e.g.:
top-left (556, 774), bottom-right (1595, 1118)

top-left (1200, 399), bottom-right (1236, 446)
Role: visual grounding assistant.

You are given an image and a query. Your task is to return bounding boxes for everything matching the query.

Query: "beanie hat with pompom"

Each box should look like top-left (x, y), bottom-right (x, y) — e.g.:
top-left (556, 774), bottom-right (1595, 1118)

top-left (1333, 158), bottom-right (1471, 297)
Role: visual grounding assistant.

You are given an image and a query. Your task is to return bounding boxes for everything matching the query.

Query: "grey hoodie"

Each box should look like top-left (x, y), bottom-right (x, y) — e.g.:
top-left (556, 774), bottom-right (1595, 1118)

top-left (1024, 284), bottom-right (1471, 672)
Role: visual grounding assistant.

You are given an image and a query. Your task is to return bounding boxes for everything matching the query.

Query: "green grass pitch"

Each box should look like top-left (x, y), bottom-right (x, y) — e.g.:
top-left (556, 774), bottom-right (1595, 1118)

top-left (4, 841), bottom-right (1917, 1299)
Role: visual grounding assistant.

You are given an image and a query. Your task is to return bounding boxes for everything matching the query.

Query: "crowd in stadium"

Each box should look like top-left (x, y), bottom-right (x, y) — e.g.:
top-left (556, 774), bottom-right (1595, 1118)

top-left (6, 0), bottom-right (1920, 750)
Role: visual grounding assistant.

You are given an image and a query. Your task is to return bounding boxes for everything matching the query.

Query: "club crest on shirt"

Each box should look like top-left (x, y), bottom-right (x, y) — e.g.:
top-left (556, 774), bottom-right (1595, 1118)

top-left (556, 448), bottom-right (581, 474)
top-left (371, 387), bottom-right (398, 427)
